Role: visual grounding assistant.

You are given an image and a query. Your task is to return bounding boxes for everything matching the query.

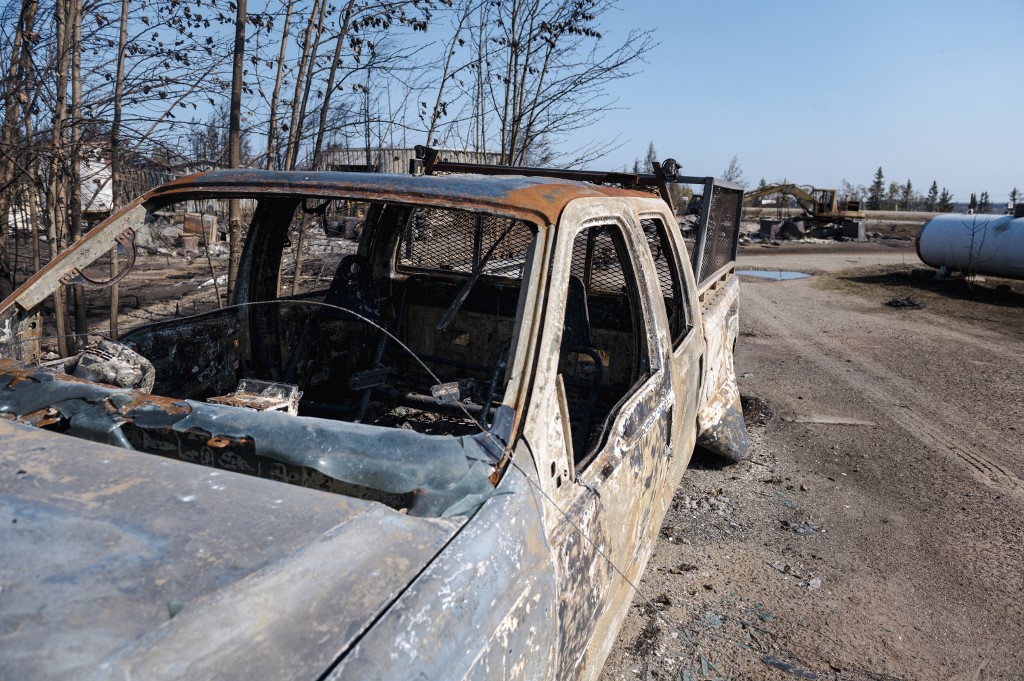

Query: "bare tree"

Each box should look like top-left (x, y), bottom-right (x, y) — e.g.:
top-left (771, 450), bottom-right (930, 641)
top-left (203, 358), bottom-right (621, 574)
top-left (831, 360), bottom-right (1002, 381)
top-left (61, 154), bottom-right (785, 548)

top-left (265, 0), bottom-right (295, 169)
top-left (283, 0), bottom-right (326, 171)
top-left (721, 155), bottom-right (745, 187)
top-left (44, 0), bottom-right (75, 355)
top-left (422, 0), bottom-right (479, 148)
top-left (0, 0), bottom-right (654, 344)
top-left (106, 0), bottom-right (128, 338)
top-left (960, 215), bottom-right (993, 286)
top-left (422, 0), bottom-right (653, 167)
top-left (840, 178), bottom-right (866, 202)
top-left (68, 0), bottom-right (88, 345)
top-left (900, 179), bottom-right (914, 212)
top-left (318, 3), bottom-right (358, 163)
top-left (0, 0), bottom-right (38, 298)
top-left (226, 0), bottom-right (247, 298)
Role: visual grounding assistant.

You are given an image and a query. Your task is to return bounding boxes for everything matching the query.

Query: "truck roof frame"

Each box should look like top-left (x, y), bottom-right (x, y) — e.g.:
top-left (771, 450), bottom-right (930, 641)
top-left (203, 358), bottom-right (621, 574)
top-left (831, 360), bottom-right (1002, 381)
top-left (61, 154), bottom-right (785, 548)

top-left (409, 145), bottom-right (745, 215)
top-left (146, 168), bottom-right (660, 228)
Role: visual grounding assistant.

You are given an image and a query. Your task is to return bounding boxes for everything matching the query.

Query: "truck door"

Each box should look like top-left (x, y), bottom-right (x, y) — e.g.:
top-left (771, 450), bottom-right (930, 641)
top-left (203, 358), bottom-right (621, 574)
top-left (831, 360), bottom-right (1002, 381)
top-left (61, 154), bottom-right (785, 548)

top-left (522, 200), bottom-right (675, 679)
top-left (638, 211), bottom-right (704, 472)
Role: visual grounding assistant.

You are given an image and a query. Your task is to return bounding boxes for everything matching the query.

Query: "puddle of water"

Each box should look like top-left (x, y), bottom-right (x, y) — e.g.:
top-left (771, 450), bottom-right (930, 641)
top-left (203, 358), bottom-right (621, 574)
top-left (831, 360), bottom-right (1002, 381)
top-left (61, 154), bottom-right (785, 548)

top-left (737, 270), bottom-right (811, 280)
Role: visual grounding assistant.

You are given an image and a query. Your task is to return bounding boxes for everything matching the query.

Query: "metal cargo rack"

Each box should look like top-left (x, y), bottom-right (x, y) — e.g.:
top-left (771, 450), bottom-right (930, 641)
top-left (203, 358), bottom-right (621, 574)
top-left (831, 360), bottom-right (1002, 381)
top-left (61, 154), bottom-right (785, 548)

top-left (409, 146), bottom-right (745, 285)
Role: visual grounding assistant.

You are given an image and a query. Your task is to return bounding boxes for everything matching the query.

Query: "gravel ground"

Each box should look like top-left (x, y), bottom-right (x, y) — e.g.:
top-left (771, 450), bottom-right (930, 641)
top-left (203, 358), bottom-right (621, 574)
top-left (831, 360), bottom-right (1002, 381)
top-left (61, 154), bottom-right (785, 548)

top-left (600, 241), bottom-right (1023, 681)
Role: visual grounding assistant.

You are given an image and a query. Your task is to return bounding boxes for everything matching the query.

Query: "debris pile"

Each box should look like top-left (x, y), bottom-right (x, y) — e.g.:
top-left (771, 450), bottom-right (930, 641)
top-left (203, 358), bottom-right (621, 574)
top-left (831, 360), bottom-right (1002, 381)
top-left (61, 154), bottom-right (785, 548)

top-left (884, 295), bottom-right (926, 309)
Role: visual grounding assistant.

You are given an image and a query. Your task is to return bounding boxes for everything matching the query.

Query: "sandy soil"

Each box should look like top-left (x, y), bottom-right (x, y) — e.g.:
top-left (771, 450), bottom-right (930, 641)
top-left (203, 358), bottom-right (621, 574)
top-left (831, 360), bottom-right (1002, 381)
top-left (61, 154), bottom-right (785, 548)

top-left (600, 241), bottom-right (1024, 680)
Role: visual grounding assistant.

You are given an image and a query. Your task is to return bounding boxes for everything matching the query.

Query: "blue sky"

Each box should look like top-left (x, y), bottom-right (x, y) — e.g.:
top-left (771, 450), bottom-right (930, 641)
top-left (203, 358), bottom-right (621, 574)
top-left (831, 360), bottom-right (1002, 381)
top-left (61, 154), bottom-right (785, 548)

top-left (579, 0), bottom-right (1023, 202)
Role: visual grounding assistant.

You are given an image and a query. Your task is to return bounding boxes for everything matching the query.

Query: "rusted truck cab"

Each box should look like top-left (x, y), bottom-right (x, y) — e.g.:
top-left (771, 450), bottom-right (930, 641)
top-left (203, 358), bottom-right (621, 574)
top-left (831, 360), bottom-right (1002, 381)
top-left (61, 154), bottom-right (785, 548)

top-left (0, 165), bottom-right (747, 680)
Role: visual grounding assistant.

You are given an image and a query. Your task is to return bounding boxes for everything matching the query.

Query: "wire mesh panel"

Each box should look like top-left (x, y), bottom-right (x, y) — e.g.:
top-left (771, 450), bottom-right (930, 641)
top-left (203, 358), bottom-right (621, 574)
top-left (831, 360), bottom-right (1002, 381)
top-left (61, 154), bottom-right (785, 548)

top-left (570, 225), bottom-right (627, 295)
top-left (640, 217), bottom-right (689, 342)
top-left (398, 207), bottom-right (535, 280)
top-left (640, 218), bottom-right (677, 300)
top-left (696, 184), bottom-right (744, 284)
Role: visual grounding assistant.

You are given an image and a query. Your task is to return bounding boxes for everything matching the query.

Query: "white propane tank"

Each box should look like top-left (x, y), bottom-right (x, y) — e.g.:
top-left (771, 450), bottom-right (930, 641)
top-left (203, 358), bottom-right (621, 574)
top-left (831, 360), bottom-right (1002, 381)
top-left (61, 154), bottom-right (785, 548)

top-left (916, 214), bottom-right (1024, 280)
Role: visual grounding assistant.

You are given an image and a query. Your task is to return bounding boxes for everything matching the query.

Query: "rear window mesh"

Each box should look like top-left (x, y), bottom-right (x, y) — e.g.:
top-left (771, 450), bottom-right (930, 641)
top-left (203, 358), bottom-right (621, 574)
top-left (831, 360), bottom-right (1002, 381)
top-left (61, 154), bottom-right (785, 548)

top-left (569, 225), bottom-right (627, 295)
top-left (398, 207), bottom-right (534, 280)
top-left (640, 218), bottom-right (676, 299)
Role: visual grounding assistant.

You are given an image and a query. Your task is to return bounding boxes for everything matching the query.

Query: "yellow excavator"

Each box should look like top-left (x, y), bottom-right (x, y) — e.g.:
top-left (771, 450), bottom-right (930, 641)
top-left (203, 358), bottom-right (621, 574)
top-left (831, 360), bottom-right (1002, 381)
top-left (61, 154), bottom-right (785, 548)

top-left (743, 183), bottom-right (864, 226)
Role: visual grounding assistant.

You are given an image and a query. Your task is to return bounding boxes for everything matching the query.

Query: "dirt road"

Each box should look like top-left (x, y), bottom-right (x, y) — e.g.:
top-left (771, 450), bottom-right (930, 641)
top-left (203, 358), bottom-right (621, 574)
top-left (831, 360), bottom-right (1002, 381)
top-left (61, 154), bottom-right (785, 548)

top-left (601, 242), bottom-right (1024, 680)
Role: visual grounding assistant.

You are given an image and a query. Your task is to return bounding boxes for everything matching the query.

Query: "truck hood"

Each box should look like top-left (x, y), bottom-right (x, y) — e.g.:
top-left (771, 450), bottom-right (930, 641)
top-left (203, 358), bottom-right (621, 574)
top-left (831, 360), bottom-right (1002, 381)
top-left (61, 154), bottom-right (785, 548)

top-left (0, 420), bottom-right (463, 681)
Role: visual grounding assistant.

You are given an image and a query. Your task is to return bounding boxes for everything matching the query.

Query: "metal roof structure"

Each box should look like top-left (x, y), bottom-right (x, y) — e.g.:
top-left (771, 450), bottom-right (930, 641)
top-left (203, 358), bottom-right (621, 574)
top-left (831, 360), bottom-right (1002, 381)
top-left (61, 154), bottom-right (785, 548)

top-left (147, 169), bottom-right (656, 226)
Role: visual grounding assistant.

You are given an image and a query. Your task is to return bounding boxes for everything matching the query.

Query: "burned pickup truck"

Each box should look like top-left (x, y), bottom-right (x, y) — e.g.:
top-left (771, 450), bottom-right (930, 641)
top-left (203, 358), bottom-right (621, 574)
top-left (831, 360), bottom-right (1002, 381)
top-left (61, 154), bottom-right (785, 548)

top-left (0, 151), bottom-right (748, 680)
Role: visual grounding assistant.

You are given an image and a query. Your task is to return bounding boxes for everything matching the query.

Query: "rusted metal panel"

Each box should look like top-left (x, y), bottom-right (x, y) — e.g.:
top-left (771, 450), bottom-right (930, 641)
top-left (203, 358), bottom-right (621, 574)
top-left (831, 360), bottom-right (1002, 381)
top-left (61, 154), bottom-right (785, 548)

top-left (0, 419), bottom-right (462, 681)
top-left (6, 203), bottom-right (147, 312)
top-left (147, 169), bottom-right (654, 228)
top-left (695, 273), bottom-right (750, 462)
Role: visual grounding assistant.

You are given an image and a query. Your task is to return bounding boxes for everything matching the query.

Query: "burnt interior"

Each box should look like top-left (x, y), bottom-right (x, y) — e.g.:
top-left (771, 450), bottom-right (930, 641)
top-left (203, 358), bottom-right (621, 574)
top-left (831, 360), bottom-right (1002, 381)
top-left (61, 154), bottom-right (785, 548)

top-left (0, 191), bottom-right (649, 508)
top-left (116, 199), bottom-right (535, 438)
top-left (114, 197), bottom-right (645, 451)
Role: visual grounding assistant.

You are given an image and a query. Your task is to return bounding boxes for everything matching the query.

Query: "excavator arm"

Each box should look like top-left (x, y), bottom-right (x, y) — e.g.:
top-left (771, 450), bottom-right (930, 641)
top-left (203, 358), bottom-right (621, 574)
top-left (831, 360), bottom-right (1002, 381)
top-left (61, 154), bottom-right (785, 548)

top-left (743, 183), bottom-right (838, 218)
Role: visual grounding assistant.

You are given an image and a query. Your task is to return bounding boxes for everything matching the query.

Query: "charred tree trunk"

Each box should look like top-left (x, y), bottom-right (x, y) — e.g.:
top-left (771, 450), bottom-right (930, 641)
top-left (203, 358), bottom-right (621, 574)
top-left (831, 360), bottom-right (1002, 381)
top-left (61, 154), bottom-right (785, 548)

top-left (266, 0), bottom-right (294, 170)
top-left (362, 65), bottom-right (371, 170)
top-left (46, 0), bottom-right (73, 356)
top-left (25, 113), bottom-right (40, 276)
top-left (68, 0), bottom-right (86, 347)
top-left (0, 0), bottom-right (40, 299)
top-left (108, 0), bottom-right (129, 339)
top-left (284, 0), bottom-right (325, 171)
top-left (424, 0), bottom-right (475, 149)
top-left (310, 0), bottom-right (356, 170)
top-left (475, 2), bottom-right (486, 157)
top-left (286, 0), bottom-right (328, 295)
top-left (292, 0), bottom-right (328, 171)
top-left (0, 2), bottom-right (27, 262)
top-left (226, 0), bottom-right (247, 300)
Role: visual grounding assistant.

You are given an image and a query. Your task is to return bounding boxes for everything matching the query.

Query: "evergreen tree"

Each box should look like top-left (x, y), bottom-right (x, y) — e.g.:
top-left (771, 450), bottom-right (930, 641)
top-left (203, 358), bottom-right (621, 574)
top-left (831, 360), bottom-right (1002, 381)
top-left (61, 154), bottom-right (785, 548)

top-left (926, 181), bottom-right (939, 211)
top-left (937, 188), bottom-right (955, 212)
top-left (886, 181), bottom-right (901, 210)
top-left (867, 167), bottom-right (885, 210)
top-left (978, 191), bottom-right (991, 214)
top-left (758, 177), bottom-right (767, 190)
top-left (643, 142), bottom-right (657, 173)
top-left (1009, 187), bottom-right (1020, 213)
top-left (900, 179), bottom-right (914, 211)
